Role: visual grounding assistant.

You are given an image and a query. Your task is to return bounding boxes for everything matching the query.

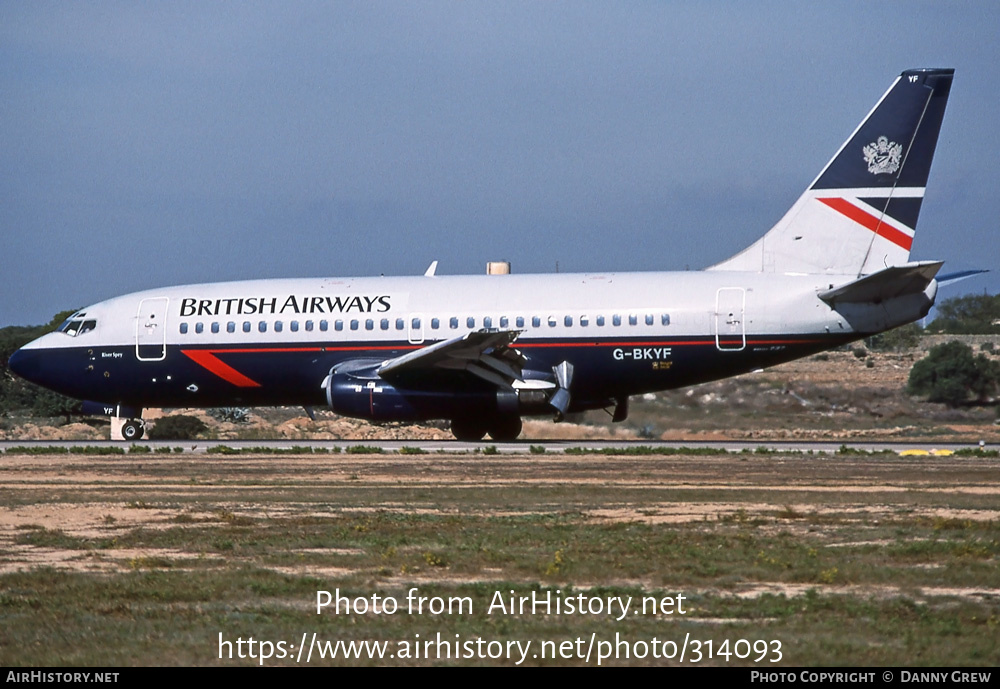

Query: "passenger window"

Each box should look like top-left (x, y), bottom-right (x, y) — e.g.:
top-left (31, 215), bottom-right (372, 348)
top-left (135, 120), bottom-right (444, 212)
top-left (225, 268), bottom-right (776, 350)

top-left (548, 316), bottom-right (557, 327)
top-left (334, 320), bottom-right (343, 331)
top-left (484, 316), bottom-right (493, 329)
top-left (365, 319), bottom-right (374, 330)
top-left (258, 321), bottom-right (267, 333)
top-left (211, 322), bottom-right (220, 334)
top-left (645, 314), bottom-right (654, 326)
top-left (467, 316), bottom-right (475, 328)
top-left (290, 321), bottom-right (299, 332)
top-left (629, 314), bottom-right (638, 326)
top-left (499, 316), bottom-right (508, 328)
top-left (350, 320), bottom-right (359, 330)
top-left (396, 318), bottom-right (405, 330)
top-left (661, 314), bottom-right (670, 326)
top-left (597, 315), bottom-right (605, 326)
top-left (196, 322), bottom-right (204, 334)
top-left (532, 316), bottom-right (541, 328)
top-left (516, 317), bottom-right (525, 328)
top-left (411, 317), bottom-right (421, 329)
top-left (381, 318), bottom-right (390, 330)
top-left (564, 315), bottom-right (573, 327)
top-left (450, 317), bottom-right (458, 329)
top-left (431, 318), bottom-right (439, 329)
top-left (180, 323), bottom-right (189, 334)
top-left (613, 315), bottom-right (621, 326)
top-left (243, 321), bottom-right (251, 333)
top-left (274, 321), bottom-right (283, 332)
top-left (320, 320), bottom-right (329, 332)
top-left (305, 320), bottom-right (314, 331)
top-left (580, 315), bottom-right (589, 327)
top-left (227, 321), bottom-right (235, 333)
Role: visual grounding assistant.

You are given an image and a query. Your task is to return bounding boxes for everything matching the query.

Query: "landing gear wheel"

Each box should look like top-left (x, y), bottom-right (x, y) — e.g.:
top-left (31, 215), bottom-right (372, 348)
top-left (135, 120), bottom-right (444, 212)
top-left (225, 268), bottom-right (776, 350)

top-left (451, 418), bottom-right (487, 441)
top-left (488, 416), bottom-right (522, 442)
top-left (122, 419), bottom-right (144, 441)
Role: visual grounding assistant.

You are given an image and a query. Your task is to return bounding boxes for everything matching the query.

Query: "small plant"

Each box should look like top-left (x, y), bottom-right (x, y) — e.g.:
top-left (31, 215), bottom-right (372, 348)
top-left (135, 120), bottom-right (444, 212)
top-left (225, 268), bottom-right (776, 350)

top-left (423, 552), bottom-right (448, 567)
top-left (529, 445), bottom-right (546, 454)
top-left (852, 347), bottom-right (868, 359)
top-left (543, 549), bottom-right (566, 576)
top-left (482, 445), bottom-right (499, 455)
top-left (210, 407), bottom-right (251, 424)
top-left (207, 445), bottom-right (241, 455)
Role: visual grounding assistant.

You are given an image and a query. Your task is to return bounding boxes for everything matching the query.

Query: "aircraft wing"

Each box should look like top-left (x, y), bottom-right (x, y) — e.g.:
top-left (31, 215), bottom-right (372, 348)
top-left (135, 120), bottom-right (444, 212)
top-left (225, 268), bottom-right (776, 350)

top-left (377, 329), bottom-right (527, 389)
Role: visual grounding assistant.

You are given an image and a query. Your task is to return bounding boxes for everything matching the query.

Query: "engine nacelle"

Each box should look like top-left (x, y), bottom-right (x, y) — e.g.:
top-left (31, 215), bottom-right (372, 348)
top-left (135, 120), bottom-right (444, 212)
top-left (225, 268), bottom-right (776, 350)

top-left (324, 369), bottom-right (558, 422)
top-left (325, 372), bottom-right (496, 421)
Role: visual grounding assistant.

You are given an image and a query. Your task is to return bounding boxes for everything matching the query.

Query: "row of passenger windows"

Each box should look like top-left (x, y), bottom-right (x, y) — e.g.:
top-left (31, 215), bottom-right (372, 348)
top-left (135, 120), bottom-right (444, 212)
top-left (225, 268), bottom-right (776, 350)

top-left (178, 313), bottom-right (671, 335)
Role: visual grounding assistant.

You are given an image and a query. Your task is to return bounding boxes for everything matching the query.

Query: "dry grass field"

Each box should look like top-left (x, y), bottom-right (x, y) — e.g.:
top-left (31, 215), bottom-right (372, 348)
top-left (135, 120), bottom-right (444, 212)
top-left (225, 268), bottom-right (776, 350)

top-left (1, 448), bottom-right (997, 666)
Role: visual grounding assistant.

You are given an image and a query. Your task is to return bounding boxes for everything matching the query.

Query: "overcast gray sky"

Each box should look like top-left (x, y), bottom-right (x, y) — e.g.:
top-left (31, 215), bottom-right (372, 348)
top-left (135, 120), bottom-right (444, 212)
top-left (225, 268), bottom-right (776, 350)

top-left (3, 2), bottom-right (998, 326)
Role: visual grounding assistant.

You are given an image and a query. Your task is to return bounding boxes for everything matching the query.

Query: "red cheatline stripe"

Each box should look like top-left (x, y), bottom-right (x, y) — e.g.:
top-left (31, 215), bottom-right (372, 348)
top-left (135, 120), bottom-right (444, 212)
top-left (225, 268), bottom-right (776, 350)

top-left (181, 337), bottom-right (834, 387)
top-left (181, 350), bottom-right (261, 388)
top-left (817, 197), bottom-right (912, 251)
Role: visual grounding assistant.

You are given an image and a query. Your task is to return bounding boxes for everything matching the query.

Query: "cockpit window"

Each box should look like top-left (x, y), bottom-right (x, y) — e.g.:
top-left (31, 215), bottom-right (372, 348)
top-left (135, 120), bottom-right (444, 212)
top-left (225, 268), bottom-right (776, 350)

top-left (58, 314), bottom-right (97, 337)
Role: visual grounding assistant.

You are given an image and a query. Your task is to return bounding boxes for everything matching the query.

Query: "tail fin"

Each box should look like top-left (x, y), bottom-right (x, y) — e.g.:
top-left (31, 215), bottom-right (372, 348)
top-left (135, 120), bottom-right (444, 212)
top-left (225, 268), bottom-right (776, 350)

top-left (710, 68), bottom-right (953, 276)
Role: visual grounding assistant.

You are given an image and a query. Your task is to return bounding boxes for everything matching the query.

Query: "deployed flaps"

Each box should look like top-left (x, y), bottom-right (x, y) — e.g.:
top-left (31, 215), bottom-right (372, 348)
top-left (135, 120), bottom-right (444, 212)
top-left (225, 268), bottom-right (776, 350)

top-left (549, 361), bottom-right (574, 420)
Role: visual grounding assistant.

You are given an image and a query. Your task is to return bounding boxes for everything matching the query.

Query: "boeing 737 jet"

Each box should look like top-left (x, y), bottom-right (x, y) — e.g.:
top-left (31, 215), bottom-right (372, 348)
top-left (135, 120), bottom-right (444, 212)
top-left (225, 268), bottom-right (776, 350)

top-left (10, 68), bottom-right (955, 441)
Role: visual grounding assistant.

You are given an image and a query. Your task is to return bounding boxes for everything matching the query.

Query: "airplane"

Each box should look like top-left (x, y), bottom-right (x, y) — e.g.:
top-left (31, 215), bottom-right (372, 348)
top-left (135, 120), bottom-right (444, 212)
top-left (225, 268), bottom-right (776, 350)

top-left (9, 68), bottom-right (956, 442)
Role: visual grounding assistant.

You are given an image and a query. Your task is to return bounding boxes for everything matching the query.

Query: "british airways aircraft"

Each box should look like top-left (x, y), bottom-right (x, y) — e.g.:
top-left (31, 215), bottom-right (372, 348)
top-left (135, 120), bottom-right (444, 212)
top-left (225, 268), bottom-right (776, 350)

top-left (10, 69), bottom-right (954, 442)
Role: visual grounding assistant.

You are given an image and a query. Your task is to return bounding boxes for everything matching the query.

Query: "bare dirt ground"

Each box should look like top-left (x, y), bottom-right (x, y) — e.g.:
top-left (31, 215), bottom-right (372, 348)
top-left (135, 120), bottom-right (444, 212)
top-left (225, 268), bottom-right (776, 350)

top-left (2, 448), bottom-right (998, 666)
top-left (2, 451), bottom-right (997, 586)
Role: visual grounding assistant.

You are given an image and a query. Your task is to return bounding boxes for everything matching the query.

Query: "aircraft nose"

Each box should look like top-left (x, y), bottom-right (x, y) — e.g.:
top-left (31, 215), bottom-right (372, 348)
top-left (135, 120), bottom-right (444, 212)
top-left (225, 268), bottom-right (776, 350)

top-left (8, 347), bottom-right (39, 384)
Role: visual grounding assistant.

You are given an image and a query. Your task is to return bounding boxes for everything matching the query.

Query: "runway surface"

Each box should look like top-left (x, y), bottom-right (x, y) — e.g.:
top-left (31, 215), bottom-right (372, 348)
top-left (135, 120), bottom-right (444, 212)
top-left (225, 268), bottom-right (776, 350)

top-left (1, 438), bottom-right (993, 454)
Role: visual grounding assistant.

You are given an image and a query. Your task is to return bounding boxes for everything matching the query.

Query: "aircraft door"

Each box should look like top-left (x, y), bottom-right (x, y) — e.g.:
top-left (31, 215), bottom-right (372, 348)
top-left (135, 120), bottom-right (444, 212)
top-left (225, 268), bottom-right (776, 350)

top-left (715, 288), bottom-right (746, 351)
top-left (136, 297), bottom-right (169, 361)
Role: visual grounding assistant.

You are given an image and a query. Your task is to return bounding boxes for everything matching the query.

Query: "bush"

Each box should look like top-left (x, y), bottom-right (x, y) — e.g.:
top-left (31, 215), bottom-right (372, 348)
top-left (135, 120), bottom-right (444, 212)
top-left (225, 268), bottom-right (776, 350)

top-left (930, 293), bottom-right (1000, 334)
top-left (866, 322), bottom-right (923, 352)
top-left (148, 415), bottom-right (207, 440)
top-left (907, 341), bottom-right (1000, 407)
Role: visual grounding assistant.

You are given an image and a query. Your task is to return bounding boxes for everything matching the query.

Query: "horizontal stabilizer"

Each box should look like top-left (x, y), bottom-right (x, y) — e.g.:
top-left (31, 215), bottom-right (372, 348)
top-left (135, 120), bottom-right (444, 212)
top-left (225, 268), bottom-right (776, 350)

top-left (937, 268), bottom-right (989, 287)
top-left (818, 261), bottom-right (943, 305)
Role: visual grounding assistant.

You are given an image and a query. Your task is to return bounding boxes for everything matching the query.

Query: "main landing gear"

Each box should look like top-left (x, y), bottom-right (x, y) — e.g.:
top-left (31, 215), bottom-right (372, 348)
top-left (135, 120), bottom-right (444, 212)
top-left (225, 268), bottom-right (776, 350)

top-left (451, 416), bottom-right (522, 442)
top-left (121, 419), bottom-right (145, 441)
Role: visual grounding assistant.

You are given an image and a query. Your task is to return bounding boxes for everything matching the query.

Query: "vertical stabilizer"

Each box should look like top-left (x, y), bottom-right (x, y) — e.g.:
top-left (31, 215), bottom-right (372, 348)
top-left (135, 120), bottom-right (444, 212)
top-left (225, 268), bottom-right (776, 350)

top-left (710, 68), bottom-right (953, 276)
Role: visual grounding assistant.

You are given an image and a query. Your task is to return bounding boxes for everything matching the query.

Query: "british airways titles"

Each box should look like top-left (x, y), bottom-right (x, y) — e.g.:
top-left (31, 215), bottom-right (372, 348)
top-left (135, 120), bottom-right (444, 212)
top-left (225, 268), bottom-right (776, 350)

top-left (179, 295), bottom-right (393, 318)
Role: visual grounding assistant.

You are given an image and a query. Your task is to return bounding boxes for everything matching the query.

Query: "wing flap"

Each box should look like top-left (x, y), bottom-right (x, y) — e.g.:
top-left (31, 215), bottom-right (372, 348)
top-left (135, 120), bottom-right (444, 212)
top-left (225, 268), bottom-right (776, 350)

top-left (377, 329), bottom-right (526, 387)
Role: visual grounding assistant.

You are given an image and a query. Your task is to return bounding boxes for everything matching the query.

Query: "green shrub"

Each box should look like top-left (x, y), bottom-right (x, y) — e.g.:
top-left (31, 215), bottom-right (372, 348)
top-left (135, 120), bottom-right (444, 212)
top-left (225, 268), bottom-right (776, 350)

top-left (148, 415), bottom-right (207, 440)
top-left (907, 341), bottom-right (1000, 407)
